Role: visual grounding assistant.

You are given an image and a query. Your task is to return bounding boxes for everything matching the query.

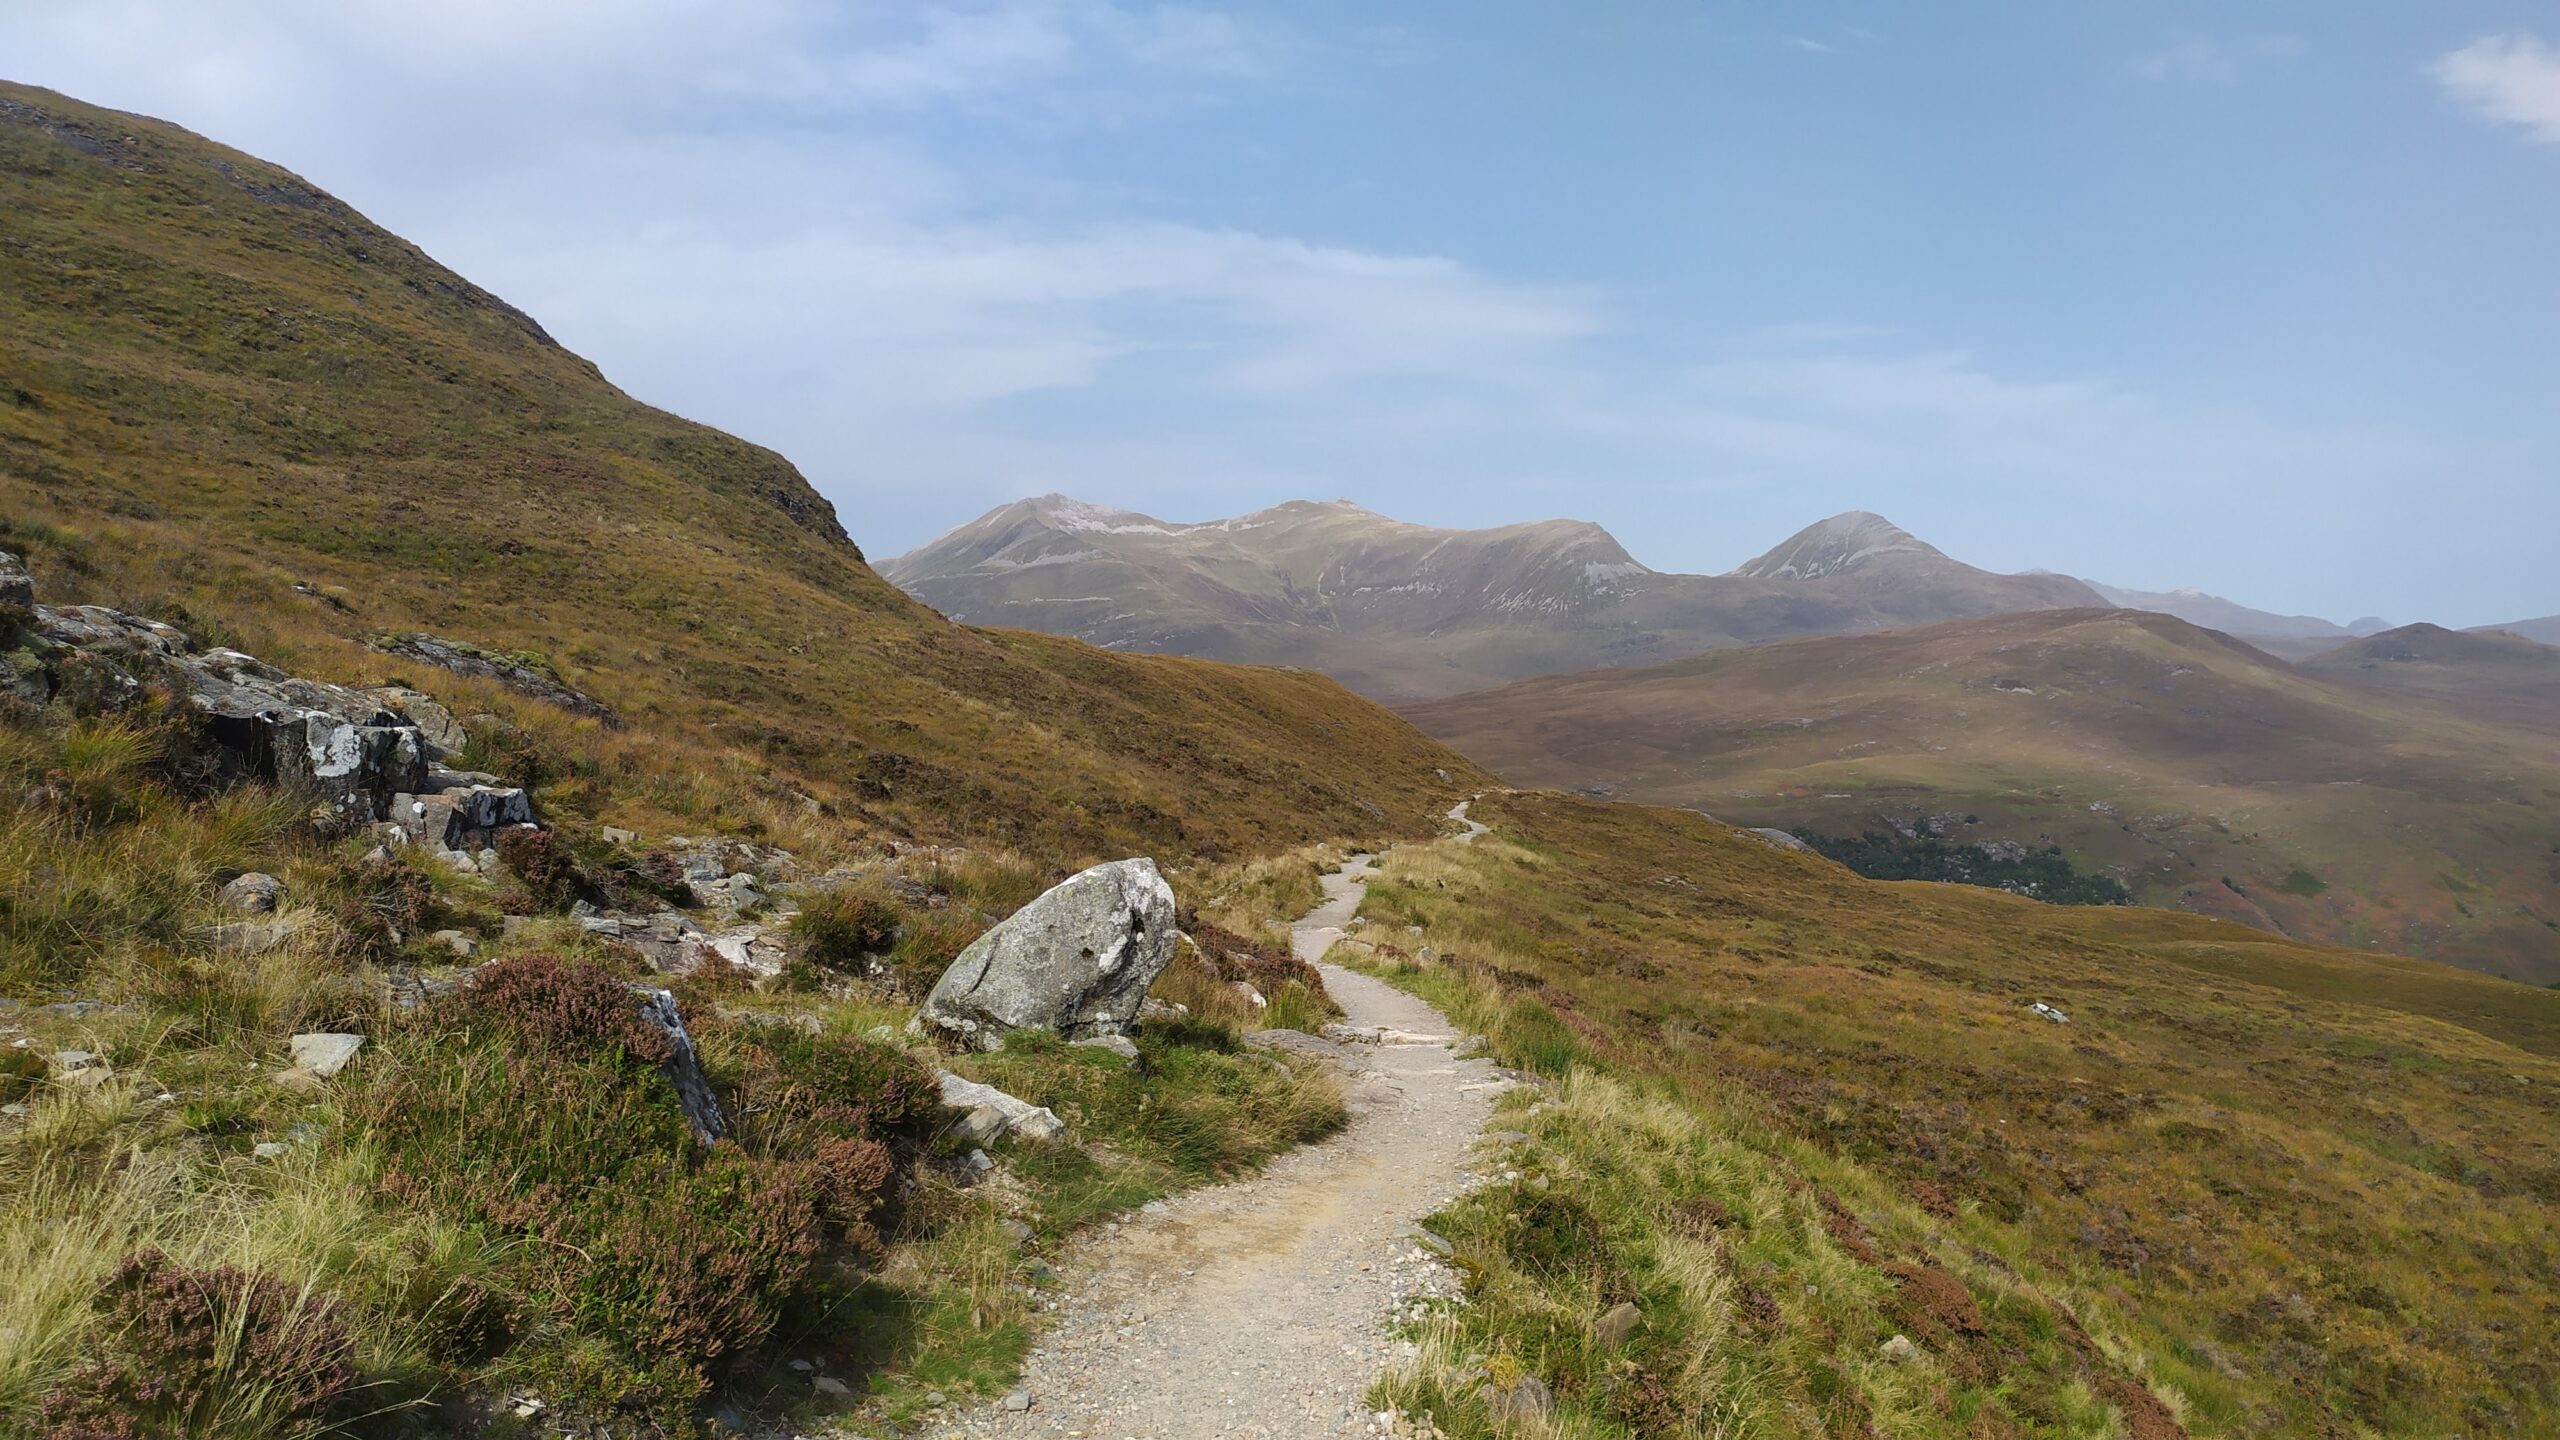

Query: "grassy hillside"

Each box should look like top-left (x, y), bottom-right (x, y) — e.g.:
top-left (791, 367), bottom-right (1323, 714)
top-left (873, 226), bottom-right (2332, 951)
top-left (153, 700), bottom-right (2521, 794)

top-left (0, 81), bottom-right (1479, 863)
top-left (1330, 792), bottom-right (2560, 1437)
top-left (884, 498), bottom-right (2103, 703)
top-left (1409, 608), bottom-right (2560, 981)
top-left (2303, 622), bottom-right (2560, 731)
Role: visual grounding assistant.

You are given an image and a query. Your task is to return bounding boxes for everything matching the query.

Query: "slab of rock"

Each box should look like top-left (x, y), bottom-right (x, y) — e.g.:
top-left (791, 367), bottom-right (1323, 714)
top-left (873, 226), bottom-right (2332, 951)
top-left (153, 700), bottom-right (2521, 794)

top-left (288, 1032), bottom-right (365, 1078)
top-left (1739, 827), bottom-right (1814, 855)
top-left (635, 988), bottom-right (725, 1144)
top-left (218, 872), bottom-right (285, 914)
top-left (0, 550), bottom-right (31, 607)
top-left (363, 685), bottom-right (469, 758)
top-left (919, 858), bottom-right (1177, 1051)
top-left (936, 1070), bottom-right (1066, 1143)
top-left (368, 632), bottom-right (619, 726)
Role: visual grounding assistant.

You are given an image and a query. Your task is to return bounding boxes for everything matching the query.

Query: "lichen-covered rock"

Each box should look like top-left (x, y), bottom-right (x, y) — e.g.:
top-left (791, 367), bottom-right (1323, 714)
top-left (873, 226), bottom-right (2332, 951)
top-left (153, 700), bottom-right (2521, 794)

top-left (0, 550), bottom-right (32, 608)
top-left (935, 1070), bottom-right (1066, 1143)
top-left (634, 988), bottom-right (725, 1143)
top-left (918, 858), bottom-right (1177, 1051)
top-left (218, 872), bottom-right (286, 914)
top-left (363, 685), bottom-right (469, 758)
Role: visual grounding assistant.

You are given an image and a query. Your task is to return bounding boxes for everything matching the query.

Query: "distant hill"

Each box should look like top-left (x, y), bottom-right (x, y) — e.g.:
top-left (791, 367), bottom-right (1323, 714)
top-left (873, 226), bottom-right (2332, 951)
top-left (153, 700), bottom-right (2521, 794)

top-left (2305, 622), bottom-right (2560, 730)
top-left (2082, 579), bottom-right (2376, 644)
top-left (1407, 608), bottom-right (2560, 980)
top-left (0, 80), bottom-right (1479, 861)
top-left (884, 497), bottom-right (2103, 701)
top-left (2474, 614), bottom-right (2560, 647)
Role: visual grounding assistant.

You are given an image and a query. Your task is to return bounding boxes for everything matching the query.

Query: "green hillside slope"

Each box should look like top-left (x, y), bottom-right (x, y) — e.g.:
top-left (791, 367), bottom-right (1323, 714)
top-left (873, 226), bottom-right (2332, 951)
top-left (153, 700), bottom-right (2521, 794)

top-left (1409, 608), bottom-right (2560, 980)
top-left (0, 80), bottom-right (1477, 863)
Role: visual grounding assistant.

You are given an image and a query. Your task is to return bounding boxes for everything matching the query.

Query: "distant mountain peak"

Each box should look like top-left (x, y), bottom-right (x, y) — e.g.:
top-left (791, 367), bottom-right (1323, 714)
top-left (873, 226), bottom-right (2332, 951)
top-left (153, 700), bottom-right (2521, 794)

top-left (1731, 511), bottom-right (1940, 580)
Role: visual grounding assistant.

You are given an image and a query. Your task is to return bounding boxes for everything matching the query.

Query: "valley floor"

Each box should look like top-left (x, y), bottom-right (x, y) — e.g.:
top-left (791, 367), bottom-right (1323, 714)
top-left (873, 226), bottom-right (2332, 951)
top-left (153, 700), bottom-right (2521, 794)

top-left (924, 850), bottom-right (1506, 1437)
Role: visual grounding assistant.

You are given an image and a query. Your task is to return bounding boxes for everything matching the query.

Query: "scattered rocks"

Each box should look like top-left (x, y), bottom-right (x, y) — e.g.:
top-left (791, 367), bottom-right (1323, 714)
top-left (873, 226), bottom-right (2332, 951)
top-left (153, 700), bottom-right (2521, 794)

top-left (288, 1032), bottom-right (365, 1078)
top-left (937, 1071), bottom-right (1067, 1144)
top-left (218, 872), bottom-right (285, 914)
top-left (919, 858), bottom-right (1178, 1052)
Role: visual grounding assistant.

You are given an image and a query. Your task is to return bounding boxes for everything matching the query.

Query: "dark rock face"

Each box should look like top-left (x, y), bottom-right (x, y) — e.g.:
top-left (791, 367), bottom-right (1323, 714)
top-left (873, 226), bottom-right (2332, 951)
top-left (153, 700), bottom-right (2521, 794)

top-left (368, 632), bottom-right (619, 726)
top-left (919, 858), bottom-right (1178, 1051)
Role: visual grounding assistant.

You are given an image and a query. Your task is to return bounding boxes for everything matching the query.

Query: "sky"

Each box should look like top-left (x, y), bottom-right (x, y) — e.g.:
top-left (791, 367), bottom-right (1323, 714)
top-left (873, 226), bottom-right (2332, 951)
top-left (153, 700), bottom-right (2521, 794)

top-left (4, 3), bottom-right (2556, 627)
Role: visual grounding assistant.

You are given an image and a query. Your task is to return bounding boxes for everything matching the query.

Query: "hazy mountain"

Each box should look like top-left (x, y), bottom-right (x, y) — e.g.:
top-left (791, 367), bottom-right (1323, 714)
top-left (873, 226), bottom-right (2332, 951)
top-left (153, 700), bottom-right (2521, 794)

top-left (1407, 608), bottom-right (2560, 980)
top-left (2081, 579), bottom-right (2367, 643)
top-left (2304, 622), bottom-right (2560, 729)
top-left (2473, 614), bottom-right (2560, 647)
top-left (885, 498), bottom-right (2104, 701)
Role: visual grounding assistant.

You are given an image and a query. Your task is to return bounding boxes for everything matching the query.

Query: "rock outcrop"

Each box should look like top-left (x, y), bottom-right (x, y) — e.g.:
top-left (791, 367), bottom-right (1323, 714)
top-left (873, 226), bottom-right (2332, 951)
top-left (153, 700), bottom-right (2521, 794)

top-left (0, 553), bottom-right (544, 865)
top-left (369, 631), bottom-right (619, 726)
top-left (635, 988), bottom-right (725, 1143)
top-left (919, 858), bottom-right (1178, 1051)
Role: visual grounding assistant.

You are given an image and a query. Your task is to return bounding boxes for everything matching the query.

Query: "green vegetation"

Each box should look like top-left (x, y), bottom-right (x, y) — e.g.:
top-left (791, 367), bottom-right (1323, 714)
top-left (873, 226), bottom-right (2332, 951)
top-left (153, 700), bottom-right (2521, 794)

top-left (0, 689), bottom-right (1346, 1435)
top-left (1345, 793), bottom-right (2560, 1437)
top-left (1794, 828), bottom-right (2132, 905)
top-left (0, 80), bottom-right (1479, 869)
top-left (1411, 606), bottom-right (2560, 981)
top-left (2276, 865), bottom-right (2329, 897)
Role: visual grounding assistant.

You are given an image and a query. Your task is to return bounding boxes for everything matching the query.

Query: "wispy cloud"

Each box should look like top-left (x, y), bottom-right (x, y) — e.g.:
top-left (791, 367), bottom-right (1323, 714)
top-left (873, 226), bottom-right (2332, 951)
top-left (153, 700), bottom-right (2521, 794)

top-left (2431, 32), bottom-right (2560, 144)
top-left (2125, 34), bottom-right (2303, 85)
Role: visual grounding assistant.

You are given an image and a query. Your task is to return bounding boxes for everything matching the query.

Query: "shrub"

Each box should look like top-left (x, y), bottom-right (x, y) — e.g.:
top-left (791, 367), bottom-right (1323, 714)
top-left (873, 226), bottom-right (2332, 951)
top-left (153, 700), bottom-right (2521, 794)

top-left (496, 827), bottom-right (586, 912)
top-left (789, 883), bottom-right (903, 968)
top-left (440, 952), bottom-right (674, 1065)
top-left (40, 1249), bottom-right (358, 1440)
top-left (322, 849), bottom-right (435, 966)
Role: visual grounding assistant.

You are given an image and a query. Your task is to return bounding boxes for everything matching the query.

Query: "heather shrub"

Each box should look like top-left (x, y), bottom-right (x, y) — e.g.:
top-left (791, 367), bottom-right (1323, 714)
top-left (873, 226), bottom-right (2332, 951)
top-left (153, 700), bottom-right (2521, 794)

top-left (439, 951), bottom-right (675, 1065)
top-left (348, 956), bottom-right (931, 1418)
top-left (496, 826), bottom-right (587, 911)
top-left (39, 1249), bottom-right (358, 1440)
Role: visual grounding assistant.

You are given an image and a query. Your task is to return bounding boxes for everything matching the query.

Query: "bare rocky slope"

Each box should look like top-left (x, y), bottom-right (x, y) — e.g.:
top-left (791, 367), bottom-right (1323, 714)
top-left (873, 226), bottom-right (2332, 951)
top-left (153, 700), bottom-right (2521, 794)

top-left (884, 498), bottom-right (2103, 702)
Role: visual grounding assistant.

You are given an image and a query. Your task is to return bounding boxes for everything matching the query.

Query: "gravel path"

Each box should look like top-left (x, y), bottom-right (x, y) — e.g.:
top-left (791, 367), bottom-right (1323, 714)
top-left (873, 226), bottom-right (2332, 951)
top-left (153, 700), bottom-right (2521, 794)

top-left (920, 836), bottom-right (1504, 1439)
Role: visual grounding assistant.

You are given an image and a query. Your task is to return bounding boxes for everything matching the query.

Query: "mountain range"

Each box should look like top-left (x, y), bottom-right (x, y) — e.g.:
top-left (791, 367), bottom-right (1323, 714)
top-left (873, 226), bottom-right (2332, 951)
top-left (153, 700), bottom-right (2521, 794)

top-left (7, 75), bottom-right (2560, 1438)
top-left (885, 494), bottom-right (2472, 701)
top-left (1406, 607), bottom-right (2560, 979)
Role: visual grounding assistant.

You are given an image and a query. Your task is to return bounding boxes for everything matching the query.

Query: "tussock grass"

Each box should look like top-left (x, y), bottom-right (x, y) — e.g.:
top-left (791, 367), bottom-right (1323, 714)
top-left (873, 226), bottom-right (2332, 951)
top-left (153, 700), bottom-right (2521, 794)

top-left (1358, 794), bottom-right (2560, 1437)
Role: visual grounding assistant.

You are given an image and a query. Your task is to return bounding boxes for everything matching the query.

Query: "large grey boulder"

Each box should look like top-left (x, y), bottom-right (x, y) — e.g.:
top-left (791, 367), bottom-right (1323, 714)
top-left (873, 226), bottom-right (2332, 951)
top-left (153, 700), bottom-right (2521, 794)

top-left (919, 858), bottom-right (1178, 1051)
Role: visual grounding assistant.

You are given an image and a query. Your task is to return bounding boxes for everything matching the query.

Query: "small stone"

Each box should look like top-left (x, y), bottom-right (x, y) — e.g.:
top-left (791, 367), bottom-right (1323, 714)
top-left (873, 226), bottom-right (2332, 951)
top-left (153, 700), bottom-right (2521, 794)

top-left (218, 872), bottom-right (285, 914)
top-left (1141, 1200), bottom-right (1168, 1216)
top-left (1000, 1388), bottom-right (1032, 1413)
top-left (812, 1375), bottom-right (853, 1399)
top-left (967, 1148), bottom-right (994, 1172)
top-left (252, 1141), bottom-right (289, 1160)
top-left (431, 929), bottom-right (477, 957)
top-left (1881, 1333), bottom-right (1918, 1363)
top-left (1071, 1033), bottom-right (1141, 1061)
top-left (1594, 1300), bottom-right (1641, 1349)
top-left (49, 1049), bottom-right (100, 1073)
top-left (288, 1032), bottom-right (365, 1078)
top-left (602, 826), bottom-right (638, 846)
top-left (270, 1068), bottom-right (323, 1093)
top-left (786, 1358), bottom-right (815, 1373)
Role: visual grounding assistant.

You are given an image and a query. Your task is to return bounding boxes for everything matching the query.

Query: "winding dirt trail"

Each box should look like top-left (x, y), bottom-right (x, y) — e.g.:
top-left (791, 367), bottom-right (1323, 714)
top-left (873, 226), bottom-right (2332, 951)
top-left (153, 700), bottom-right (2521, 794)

top-left (924, 814), bottom-right (1502, 1438)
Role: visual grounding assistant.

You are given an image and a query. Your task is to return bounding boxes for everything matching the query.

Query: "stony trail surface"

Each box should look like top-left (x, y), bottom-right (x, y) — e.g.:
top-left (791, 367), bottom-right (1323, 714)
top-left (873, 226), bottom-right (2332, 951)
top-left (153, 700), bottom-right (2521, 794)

top-left (919, 832), bottom-right (1505, 1439)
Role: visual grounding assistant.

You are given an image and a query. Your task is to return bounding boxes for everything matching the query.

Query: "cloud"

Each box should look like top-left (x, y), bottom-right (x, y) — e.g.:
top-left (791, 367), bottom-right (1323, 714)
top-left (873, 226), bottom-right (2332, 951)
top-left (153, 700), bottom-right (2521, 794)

top-left (2431, 33), bottom-right (2560, 143)
top-left (2125, 34), bottom-right (2303, 85)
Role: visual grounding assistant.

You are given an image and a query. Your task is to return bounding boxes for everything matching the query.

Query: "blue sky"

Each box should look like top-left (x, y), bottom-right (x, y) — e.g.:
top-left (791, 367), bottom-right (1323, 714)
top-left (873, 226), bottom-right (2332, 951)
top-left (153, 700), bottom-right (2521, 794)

top-left (5, 2), bottom-right (2556, 625)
